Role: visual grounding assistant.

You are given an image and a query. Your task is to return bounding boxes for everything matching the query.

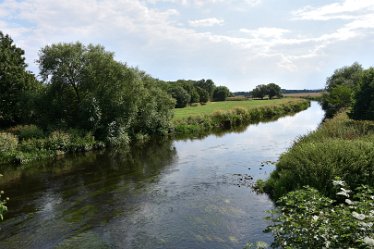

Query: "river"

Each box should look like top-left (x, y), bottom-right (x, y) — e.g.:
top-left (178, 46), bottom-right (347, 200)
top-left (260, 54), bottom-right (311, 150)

top-left (0, 101), bottom-right (324, 249)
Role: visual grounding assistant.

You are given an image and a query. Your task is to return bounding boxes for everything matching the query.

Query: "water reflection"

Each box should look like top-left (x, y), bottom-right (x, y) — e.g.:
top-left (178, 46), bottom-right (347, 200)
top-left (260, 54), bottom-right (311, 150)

top-left (0, 102), bottom-right (324, 249)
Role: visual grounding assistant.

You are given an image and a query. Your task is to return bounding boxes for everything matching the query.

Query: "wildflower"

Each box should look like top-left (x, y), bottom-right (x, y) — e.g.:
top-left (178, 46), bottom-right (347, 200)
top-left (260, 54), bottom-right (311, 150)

top-left (337, 188), bottom-right (350, 197)
top-left (345, 199), bottom-right (354, 205)
top-left (333, 179), bottom-right (345, 186)
top-left (363, 237), bottom-right (374, 246)
top-left (352, 212), bottom-right (366, 220)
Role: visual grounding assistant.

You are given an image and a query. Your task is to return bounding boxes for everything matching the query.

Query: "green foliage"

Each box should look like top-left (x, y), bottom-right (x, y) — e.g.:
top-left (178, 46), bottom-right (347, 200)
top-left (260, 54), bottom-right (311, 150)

top-left (267, 180), bottom-right (374, 249)
top-left (195, 79), bottom-right (216, 100)
top-left (7, 125), bottom-right (44, 140)
top-left (351, 67), bottom-right (374, 120)
top-left (251, 83), bottom-right (282, 100)
top-left (168, 86), bottom-right (191, 108)
top-left (266, 83), bottom-right (282, 99)
top-left (196, 87), bottom-right (209, 103)
top-left (0, 31), bottom-right (41, 127)
top-left (173, 99), bottom-right (309, 136)
top-left (37, 42), bottom-right (174, 140)
top-left (251, 84), bottom-right (268, 99)
top-left (213, 86), bottom-right (230, 101)
top-left (322, 62), bottom-right (363, 117)
top-left (0, 132), bottom-right (18, 153)
top-left (264, 112), bottom-right (374, 200)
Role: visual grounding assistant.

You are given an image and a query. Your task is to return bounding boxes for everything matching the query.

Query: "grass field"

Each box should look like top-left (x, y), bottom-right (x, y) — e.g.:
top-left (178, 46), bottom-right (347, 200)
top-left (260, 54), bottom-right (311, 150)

top-left (283, 92), bottom-right (324, 98)
top-left (173, 98), bottom-right (303, 121)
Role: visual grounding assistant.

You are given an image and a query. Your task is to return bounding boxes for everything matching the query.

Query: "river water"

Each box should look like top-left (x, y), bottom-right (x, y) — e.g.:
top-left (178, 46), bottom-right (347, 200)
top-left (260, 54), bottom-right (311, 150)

top-left (0, 102), bottom-right (324, 249)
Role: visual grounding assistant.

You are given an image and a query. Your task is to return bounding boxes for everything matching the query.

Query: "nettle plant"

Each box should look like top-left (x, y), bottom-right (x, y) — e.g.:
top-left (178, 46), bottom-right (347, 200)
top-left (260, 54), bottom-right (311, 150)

top-left (266, 179), bottom-right (374, 249)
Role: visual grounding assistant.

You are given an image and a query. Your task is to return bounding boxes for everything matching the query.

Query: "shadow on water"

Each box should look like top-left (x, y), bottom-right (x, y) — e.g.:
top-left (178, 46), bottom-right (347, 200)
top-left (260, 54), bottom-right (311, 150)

top-left (0, 139), bottom-right (177, 249)
top-left (0, 102), bottom-right (325, 249)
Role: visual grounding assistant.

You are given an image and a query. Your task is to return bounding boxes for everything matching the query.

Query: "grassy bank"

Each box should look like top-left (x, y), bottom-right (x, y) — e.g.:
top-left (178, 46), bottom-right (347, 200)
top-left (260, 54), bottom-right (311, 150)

top-left (173, 98), bottom-right (310, 136)
top-left (0, 126), bottom-right (105, 165)
top-left (263, 111), bottom-right (374, 200)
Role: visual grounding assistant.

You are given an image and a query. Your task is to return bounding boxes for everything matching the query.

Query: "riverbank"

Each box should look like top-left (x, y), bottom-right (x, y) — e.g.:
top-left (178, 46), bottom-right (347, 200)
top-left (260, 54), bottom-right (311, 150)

top-left (262, 110), bottom-right (374, 200)
top-left (0, 102), bottom-right (324, 249)
top-left (173, 98), bottom-right (310, 136)
top-left (0, 98), bottom-right (310, 166)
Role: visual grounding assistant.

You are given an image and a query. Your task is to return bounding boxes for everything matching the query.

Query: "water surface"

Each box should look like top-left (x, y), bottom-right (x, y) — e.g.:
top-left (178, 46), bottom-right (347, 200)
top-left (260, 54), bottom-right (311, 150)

top-left (0, 102), bottom-right (324, 249)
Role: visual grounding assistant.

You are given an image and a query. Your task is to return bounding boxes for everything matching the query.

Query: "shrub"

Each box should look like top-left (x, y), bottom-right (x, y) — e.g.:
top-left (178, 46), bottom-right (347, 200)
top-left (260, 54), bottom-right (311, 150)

top-left (264, 111), bottom-right (374, 199)
top-left (7, 125), bottom-right (44, 140)
top-left (267, 180), bottom-right (374, 248)
top-left (0, 132), bottom-right (18, 152)
top-left (46, 131), bottom-right (72, 151)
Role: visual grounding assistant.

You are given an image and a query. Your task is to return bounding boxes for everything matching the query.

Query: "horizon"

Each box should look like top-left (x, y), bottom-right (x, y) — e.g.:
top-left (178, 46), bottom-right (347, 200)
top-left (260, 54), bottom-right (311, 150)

top-left (1, 0), bottom-right (373, 91)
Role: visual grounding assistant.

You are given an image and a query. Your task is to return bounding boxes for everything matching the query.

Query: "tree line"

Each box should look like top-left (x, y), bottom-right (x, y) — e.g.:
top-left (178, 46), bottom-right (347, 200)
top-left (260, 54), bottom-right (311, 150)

top-left (0, 31), bottom-right (235, 143)
top-left (162, 79), bottom-right (231, 108)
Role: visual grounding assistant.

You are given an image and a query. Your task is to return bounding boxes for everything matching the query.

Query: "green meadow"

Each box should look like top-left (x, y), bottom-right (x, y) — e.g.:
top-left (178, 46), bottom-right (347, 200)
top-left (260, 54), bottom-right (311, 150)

top-left (173, 98), bottom-right (301, 121)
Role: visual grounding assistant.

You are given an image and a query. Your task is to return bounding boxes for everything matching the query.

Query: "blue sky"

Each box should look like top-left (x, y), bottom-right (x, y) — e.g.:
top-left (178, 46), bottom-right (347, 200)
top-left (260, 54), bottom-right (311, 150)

top-left (1, 0), bottom-right (374, 91)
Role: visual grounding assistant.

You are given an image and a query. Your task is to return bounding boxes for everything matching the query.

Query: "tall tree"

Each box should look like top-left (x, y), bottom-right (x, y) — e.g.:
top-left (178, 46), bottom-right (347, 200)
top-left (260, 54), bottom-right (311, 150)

top-left (0, 31), bottom-right (40, 127)
top-left (251, 84), bottom-right (268, 99)
top-left (37, 42), bottom-right (174, 139)
top-left (266, 83), bottom-right (282, 99)
top-left (213, 86), bottom-right (230, 101)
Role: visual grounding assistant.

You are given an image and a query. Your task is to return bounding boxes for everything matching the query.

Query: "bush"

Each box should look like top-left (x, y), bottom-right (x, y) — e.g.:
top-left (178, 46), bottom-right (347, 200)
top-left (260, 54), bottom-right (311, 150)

top-left (46, 131), bottom-right (71, 151)
top-left (264, 112), bottom-right (374, 199)
top-left (0, 132), bottom-right (18, 152)
top-left (267, 180), bottom-right (374, 248)
top-left (7, 125), bottom-right (44, 140)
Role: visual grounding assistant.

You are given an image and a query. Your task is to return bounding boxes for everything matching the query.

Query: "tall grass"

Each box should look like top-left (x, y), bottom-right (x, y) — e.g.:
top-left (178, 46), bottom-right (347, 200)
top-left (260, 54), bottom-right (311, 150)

top-left (173, 99), bottom-right (310, 136)
top-left (264, 112), bottom-right (374, 199)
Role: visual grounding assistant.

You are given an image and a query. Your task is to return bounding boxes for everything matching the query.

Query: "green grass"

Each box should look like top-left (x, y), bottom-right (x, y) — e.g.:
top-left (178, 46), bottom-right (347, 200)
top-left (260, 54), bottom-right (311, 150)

top-left (173, 98), bottom-right (301, 121)
top-left (172, 98), bottom-right (310, 137)
top-left (263, 111), bottom-right (374, 200)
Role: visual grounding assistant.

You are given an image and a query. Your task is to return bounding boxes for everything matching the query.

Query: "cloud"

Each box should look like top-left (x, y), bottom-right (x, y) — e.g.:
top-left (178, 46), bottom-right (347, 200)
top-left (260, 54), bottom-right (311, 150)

top-left (240, 27), bottom-right (290, 39)
top-left (145, 0), bottom-right (261, 7)
top-left (0, 0), bottom-right (373, 90)
top-left (189, 18), bottom-right (224, 27)
top-left (294, 0), bottom-right (374, 21)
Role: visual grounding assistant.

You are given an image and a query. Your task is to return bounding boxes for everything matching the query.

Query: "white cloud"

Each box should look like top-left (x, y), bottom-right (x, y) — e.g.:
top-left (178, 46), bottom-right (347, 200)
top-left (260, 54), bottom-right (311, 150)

top-left (240, 27), bottom-right (290, 39)
top-left (1, 0), bottom-right (374, 90)
top-left (189, 17), bottom-right (224, 27)
top-left (294, 0), bottom-right (374, 21)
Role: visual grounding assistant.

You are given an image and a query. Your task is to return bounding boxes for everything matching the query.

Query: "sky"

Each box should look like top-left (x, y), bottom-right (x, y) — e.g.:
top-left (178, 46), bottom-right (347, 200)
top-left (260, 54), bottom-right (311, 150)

top-left (1, 0), bottom-right (374, 91)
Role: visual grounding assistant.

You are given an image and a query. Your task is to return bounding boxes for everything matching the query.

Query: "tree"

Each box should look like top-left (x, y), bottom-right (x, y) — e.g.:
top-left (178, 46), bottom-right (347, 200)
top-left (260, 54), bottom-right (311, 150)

top-left (195, 79), bottom-right (216, 100)
top-left (37, 42), bottom-right (175, 140)
top-left (168, 86), bottom-right (191, 108)
top-left (196, 87), bottom-right (209, 104)
top-left (266, 83), bottom-right (282, 99)
top-left (213, 86), bottom-right (230, 101)
top-left (322, 63), bottom-right (363, 117)
top-left (251, 84), bottom-right (267, 99)
top-left (0, 31), bottom-right (40, 127)
top-left (350, 68), bottom-right (374, 120)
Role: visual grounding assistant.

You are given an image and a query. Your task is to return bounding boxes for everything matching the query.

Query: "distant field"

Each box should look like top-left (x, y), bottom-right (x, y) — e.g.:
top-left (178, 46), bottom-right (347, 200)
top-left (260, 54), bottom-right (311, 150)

top-left (283, 92), bottom-right (324, 98)
top-left (173, 98), bottom-right (305, 121)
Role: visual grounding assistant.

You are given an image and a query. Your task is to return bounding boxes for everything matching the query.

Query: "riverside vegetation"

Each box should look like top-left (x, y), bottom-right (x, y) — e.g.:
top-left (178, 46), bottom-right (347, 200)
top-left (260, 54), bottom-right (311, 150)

top-left (173, 98), bottom-right (309, 137)
top-left (259, 62), bottom-right (374, 248)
